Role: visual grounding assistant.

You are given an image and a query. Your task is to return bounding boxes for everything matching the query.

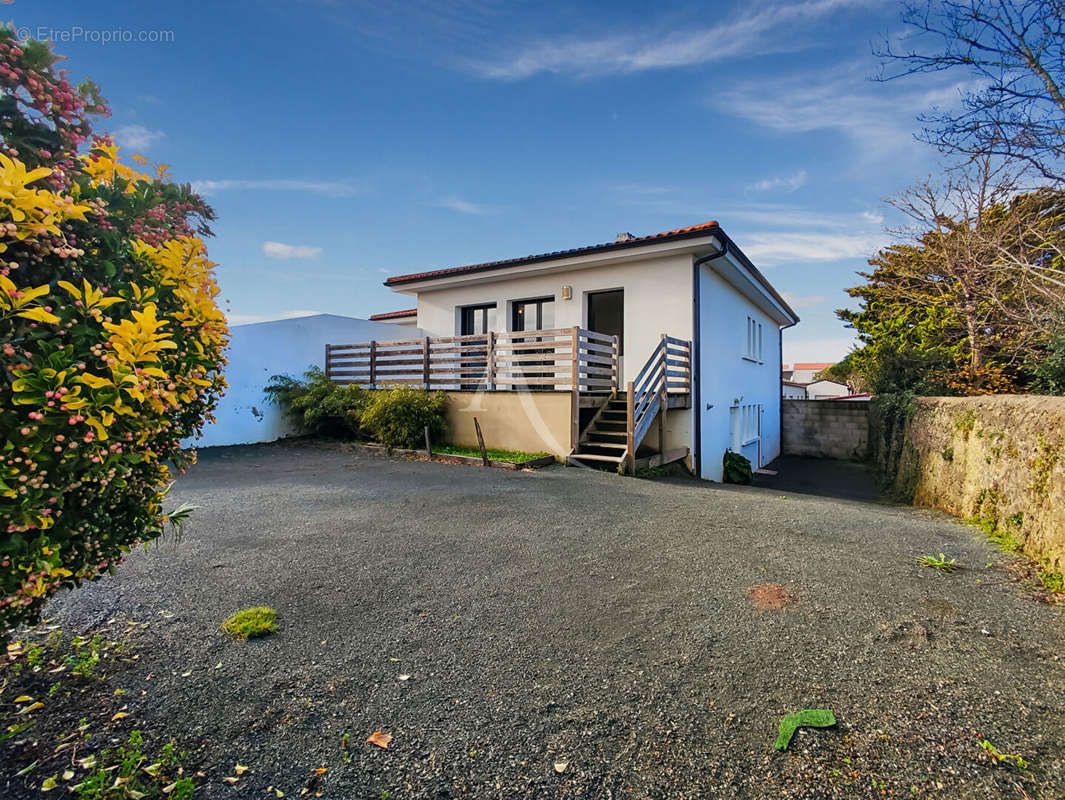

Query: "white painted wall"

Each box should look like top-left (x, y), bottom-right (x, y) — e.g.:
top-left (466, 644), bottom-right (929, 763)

top-left (412, 253), bottom-right (694, 383)
top-left (188, 314), bottom-right (426, 448)
top-left (782, 383), bottom-right (807, 400)
top-left (807, 379), bottom-right (850, 400)
top-left (697, 265), bottom-right (785, 481)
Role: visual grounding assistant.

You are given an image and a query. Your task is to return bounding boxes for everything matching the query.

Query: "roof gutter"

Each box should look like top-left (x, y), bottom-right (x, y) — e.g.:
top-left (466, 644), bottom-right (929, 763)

top-left (691, 238), bottom-right (729, 480)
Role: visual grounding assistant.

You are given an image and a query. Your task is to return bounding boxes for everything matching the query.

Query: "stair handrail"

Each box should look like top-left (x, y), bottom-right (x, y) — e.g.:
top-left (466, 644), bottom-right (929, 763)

top-left (625, 337), bottom-right (669, 472)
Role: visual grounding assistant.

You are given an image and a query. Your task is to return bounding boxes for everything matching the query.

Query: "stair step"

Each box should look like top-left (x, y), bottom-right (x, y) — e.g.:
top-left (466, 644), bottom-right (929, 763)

top-left (568, 453), bottom-right (625, 464)
top-left (587, 431), bottom-right (627, 439)
top-left (580, 442), bottom-right (628, 450)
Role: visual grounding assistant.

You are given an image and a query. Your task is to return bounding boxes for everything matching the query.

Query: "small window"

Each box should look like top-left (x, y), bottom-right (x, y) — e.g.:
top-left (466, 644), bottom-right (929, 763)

top-left (459, 304), bottom-right (496, 336)
top-left (743, 315), bottom-right (764, 362)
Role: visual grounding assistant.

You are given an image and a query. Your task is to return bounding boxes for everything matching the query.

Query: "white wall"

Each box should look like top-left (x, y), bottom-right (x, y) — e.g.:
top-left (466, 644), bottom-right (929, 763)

top-left (807, 379), bottom-right (850, 400)
top-left (412, 253), bottom-right (694, 383)
top-left (697, 265), bottom-right (785, 481)
top-left (782, 383), bottom-right (807, 400)
top-left (189, 314), bottom-right (425, 448)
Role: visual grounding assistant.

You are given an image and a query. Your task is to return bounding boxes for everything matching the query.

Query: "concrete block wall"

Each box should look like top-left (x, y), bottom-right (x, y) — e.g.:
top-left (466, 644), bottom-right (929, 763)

top-left (782, 400), bottom-right (869, 461)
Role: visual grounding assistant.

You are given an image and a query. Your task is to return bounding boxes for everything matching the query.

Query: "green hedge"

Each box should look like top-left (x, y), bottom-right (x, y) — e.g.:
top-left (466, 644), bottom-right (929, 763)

top-left (265, 373), bottom-right (448, 449)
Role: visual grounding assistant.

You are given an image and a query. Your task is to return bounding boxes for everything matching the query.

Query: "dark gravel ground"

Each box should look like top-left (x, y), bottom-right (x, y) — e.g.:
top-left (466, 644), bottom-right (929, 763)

top-left (22, 441), bottom-right (1065, 798)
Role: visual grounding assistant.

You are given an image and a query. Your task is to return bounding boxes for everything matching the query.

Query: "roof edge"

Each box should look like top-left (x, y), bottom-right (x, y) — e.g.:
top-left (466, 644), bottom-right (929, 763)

top-left (383, 221), bottom-right (720, 287)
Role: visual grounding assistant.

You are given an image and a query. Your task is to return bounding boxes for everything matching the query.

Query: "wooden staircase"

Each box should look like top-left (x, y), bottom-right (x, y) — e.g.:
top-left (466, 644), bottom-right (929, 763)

top-left (568, 393), bottom-right (630, 468)
top-left (568, 335), bottom-right (692, 474)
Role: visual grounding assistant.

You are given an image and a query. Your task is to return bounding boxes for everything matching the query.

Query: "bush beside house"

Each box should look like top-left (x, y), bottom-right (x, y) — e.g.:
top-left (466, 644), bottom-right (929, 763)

top-left (266, 370), bottom-right (449, 450)
top-left (0, 33), bottom-right (227, 634)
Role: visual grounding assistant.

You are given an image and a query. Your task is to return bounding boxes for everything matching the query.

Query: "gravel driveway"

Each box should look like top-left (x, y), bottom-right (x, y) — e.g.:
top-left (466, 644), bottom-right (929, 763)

top-left (33, 442), bottom-right (1065, 798)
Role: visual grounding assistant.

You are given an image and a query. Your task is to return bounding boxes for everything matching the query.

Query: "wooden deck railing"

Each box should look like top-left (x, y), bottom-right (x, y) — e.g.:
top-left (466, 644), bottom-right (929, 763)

top-left (625, 335), bottom-right (692, 472)
top-left (325, 327), bottom-right (619, 394)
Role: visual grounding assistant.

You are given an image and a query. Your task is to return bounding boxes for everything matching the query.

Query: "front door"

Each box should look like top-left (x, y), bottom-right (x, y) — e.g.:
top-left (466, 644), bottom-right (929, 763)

top-left (587, 289), bottom-right (623, 380)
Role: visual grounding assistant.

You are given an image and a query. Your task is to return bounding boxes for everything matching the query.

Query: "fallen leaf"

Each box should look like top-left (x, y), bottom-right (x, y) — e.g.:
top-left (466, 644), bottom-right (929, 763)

top-left (180, 670), bottom-right (192, 677)
top-left (234, 764), bottom-right (249, 776)
top-left (313, 768), bottom-right (326, 775)
top-left (19, 701), bottom-right (44, 714)
top-left (366, 730), bottom-right (392, 749)
top-left (14, 695), bottom-right (33, 703)
top-left (398, 674), bottom-right (410, 681)
top-left (41, 775), bottom-right (57, 791)
top-left (111, 712), bottom-right (129, 721)
top-left (142, 763), bottom-right (161, 776)
top-left (275, 790), bottom-right (284, 798)
top-left (214, 662), bottom-right (223, 669)
top-left (62, 770), bottom-right (74, 780)
top-left (554, 761), bottom-right (568, 773)
top-left (222, 776), bottom-right (239, 785)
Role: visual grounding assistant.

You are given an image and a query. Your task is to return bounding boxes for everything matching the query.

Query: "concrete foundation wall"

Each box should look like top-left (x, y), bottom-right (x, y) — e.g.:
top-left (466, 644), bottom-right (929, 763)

top-left (443, 391), bottom-right (573, 459)
top-left (782, 399), bottom-right (869, 460)
top-left (879, 396), bottom-right (1065, 571)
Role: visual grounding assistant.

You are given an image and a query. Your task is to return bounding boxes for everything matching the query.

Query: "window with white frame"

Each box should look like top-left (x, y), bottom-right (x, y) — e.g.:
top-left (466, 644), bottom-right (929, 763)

top-left (744, 315), bottom-right (764, 362)
top-left (741, 403), bottom-right (760, 445)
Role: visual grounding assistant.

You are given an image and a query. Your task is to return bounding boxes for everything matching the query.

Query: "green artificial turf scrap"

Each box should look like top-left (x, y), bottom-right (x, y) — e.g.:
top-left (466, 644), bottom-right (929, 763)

top-left (774, 709), bottom-right (837, 751)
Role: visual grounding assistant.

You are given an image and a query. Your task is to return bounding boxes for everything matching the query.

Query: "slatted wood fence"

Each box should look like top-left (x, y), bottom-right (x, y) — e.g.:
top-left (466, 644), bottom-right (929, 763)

top-left (325, 327), bottom-right (619, 394)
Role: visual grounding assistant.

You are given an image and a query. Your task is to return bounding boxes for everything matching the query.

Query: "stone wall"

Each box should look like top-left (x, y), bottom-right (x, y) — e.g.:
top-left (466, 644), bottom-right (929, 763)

top-left (880, 395), bottom-right (1065, 571)
top-left (782, 400), bottom-right (869, 461)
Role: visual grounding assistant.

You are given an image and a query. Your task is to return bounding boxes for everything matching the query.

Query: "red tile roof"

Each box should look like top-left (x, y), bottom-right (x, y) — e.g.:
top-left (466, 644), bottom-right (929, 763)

top-left (369, 308), bottom-right (417, 320)
top-left (384, 221), bottom-right (721, 286)
top-left (791, 362), bottom-right (834, 370)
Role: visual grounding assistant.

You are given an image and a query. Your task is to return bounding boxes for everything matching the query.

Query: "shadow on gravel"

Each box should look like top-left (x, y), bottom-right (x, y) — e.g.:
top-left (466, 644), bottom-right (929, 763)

top-left (752, 455), bottom-right (881, 502)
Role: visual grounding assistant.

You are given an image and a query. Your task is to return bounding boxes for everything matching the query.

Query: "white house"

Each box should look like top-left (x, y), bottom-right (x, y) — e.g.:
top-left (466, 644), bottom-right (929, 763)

top-left (329, 221), bottom-right (798, 481)
top-left (806, 379), bottom-right (851, 400)
top-left (782, 380), bottom-right (808, 400)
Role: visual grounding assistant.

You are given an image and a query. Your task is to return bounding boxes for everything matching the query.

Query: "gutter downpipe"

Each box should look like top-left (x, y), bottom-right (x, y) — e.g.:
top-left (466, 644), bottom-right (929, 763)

top-left (692, 238), bottom-right (729, 480)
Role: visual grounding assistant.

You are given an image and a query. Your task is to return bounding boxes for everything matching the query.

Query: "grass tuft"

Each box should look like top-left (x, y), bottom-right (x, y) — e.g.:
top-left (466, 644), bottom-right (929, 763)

top-left (915, 553), bottom-right (959, 572)
top-left (222, 607), bottom-right (278, 639)
top-left (1039, 570), bottom-right (1064, 594)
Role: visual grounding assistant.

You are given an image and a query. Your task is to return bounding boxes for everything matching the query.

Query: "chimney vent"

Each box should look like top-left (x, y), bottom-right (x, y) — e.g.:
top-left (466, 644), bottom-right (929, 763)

top-left (615, 232), bottom-right (636, 243)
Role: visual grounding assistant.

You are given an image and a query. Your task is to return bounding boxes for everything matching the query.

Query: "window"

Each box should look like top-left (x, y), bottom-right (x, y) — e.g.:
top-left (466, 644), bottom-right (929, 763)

top-left (744, 315), bottom-right (764, 362)
top-left (511, 297), bottom-right (555, 332)
top-left (459, 303), bottom-right (496, 336)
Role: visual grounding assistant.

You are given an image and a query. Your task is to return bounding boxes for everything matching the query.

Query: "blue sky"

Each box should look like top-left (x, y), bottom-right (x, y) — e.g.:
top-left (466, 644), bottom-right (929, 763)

top-left (23, 0), bottom-right (967, 362)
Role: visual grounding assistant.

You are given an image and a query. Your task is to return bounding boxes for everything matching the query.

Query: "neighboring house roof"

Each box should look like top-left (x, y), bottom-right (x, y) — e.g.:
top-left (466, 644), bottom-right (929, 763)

top-left (785, 362), bottom-right (834, 371)
top-left (782, 380), bottom-right (807, 388)
top-left (382, 220), bottom-right (797, 325)
top-left (369, 308), bottom-right (417, 320)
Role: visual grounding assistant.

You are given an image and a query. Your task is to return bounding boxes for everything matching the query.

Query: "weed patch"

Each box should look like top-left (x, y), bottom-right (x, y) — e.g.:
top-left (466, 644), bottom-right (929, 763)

top-left (916, 553), bottom-right (959, 572)
top-left (222, 607), bottom-right (278, 640)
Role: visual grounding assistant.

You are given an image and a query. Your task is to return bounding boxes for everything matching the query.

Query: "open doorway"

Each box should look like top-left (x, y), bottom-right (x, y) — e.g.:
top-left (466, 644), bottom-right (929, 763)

top-left (587, 289), bottom-right (623, 381)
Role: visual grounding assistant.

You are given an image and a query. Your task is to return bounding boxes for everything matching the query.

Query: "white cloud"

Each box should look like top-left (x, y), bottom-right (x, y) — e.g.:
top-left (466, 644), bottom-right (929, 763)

top-left (437, 196), bottom-right (495, 215)
top-left (782, 292), bottom-right (827, 309)
top-left (861, 209), bottom-right (885, 225)
top-left (712, 64), bottom-right (976, 162)
top-left (465, 0), bottom-right (875, 79)
top-left (741, 231), bottom-right (887, 265)
top-left (226, 309), bottom-right (325, 326)
top-left (262, 241), bottom-right (322, 260)
top-left (747, 170), bottom-right (807, 194)
top-left (113, 124), bottom-right (165, 150)
top-left (191, 179), bottom-right (361, 197)
top-left (277, 309), bottom-right (324, 319)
